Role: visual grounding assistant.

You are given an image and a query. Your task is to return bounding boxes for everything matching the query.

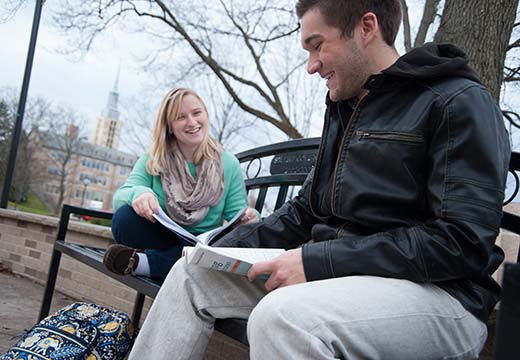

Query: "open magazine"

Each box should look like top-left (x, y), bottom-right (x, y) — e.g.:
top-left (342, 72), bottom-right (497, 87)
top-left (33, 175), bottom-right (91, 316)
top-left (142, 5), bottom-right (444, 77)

top-left (152, 207), bottom-right (247, 246)
top-left (184, 243), bottom-right (286, 277)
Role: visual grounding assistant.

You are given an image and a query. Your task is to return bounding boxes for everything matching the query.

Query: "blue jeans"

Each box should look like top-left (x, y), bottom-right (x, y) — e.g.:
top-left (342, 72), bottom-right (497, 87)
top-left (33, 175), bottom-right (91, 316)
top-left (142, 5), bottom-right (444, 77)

top-left (111, 204), bottom-right (183, 281)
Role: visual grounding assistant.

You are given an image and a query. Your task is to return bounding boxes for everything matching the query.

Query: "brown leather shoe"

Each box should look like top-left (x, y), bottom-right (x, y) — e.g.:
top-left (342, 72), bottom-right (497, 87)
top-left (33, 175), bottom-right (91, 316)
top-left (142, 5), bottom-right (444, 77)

top-left (103, 244), bottom-right (140, 275)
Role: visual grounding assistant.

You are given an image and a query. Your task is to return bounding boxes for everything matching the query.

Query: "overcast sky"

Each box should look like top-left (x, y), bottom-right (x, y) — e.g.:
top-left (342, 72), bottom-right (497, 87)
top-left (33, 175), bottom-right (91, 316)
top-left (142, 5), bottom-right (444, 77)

top-left (1, 1), bottom-right (519, 154)
top-left (0, 2), bottom-right (152, 140)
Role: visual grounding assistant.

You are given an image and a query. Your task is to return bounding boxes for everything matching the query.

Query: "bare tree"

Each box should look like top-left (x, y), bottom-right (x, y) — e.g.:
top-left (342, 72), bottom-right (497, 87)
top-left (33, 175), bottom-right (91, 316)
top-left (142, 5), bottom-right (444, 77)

top-left (199, 77), bottom-right (258, 149)
top-left (434, 0), bottom-right (519, 101)
top-left (0, 0), bottom-right (29, 22)
top-left (46, 110), bottom-right (87, 213)
top-left (0, 98), bottom-right (31, 207)
top-left (414, 0), bottom-right (440, 49)
top-left (117, 96), bottom-right (154, 156)
top-left (0, 99), bottom-right (12, 184)
top-left (51, 0), bottom-right (319, 139)
top-left (401, 0), bottom-right (520, 149)
top-left (28, 107), bottom-right (87, 214)
top-left (0, 88), bottom-right (56, 207)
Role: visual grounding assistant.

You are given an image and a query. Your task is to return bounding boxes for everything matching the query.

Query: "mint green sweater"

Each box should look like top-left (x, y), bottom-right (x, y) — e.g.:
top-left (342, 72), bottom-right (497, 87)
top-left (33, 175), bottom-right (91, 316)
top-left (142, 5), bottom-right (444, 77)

top-left (112, 151), bottom-right (248, 235)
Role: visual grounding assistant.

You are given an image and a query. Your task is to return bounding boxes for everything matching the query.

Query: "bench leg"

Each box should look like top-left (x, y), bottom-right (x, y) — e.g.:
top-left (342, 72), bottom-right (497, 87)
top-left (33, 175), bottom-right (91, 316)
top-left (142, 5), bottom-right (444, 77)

top-left (493, 263), bottom-right (520, 359)
top-left (38, 248), bottom-right (62, 321)
top-left (132, 292), bottom-right (145, 327)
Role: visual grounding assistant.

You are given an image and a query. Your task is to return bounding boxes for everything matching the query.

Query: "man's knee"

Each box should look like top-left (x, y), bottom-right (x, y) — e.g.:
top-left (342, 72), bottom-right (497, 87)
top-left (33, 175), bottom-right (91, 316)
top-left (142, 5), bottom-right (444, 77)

top-left (248, 287), bottom-right (300, 341)
top-left (163, 259), bottom-right (188, 284)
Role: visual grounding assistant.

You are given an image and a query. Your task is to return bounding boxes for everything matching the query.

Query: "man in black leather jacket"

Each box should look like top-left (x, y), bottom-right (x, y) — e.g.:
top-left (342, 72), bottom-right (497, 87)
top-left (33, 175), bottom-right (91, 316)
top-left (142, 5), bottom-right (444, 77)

top-left (129, 1), bottom-right (510, 359)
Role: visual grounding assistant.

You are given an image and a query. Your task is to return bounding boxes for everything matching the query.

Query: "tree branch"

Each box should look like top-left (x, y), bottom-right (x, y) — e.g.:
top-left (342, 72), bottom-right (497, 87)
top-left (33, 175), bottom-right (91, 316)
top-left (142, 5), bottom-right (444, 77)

top-left (414, 0), bottom-right (440, 48)
top-left (507, 38), bottom-right (520, 51)
top-left (400, 0), bottom-right (412, 52)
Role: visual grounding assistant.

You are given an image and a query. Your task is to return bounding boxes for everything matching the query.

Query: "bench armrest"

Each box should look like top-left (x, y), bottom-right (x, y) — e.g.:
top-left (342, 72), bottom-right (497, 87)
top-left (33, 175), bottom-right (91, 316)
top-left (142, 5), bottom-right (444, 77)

top-left (56, 204), bottom-right (113, 242)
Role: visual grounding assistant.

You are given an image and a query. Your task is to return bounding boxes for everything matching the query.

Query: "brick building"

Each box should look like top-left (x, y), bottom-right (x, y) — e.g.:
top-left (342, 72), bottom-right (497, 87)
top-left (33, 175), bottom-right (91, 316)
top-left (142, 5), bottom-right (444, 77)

top-left (29, 73), bottom-right (138, 212)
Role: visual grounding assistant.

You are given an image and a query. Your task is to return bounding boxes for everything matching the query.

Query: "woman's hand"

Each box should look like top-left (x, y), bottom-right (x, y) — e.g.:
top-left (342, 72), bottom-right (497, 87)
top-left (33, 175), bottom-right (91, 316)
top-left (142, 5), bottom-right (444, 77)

top-left (238, 207), bottom-right (260, 225)
top-left (132, 192), bottom-right (160, 222)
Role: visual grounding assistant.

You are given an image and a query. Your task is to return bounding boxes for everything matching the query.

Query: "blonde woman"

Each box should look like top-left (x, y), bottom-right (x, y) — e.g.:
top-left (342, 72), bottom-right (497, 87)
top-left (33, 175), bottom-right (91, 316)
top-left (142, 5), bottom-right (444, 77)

top-left (104, 88), bottom-right (258, 280)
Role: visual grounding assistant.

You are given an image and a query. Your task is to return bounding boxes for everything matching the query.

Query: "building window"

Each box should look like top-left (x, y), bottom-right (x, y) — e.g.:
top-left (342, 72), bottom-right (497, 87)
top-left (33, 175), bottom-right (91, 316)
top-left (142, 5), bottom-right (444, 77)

top-left (47, 166), bottom-right (64, 176)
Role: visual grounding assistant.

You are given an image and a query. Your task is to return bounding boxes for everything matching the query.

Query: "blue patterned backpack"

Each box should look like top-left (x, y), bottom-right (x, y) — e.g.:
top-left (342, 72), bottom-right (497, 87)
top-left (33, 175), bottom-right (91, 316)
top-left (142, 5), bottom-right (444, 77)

top-left (0, 302), bottom-right (135, 360)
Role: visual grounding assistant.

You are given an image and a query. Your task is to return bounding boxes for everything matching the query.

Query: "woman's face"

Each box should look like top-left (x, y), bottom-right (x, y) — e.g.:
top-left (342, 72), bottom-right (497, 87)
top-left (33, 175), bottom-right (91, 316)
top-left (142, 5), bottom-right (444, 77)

top-left (170, 94), bottom-right (208, 158)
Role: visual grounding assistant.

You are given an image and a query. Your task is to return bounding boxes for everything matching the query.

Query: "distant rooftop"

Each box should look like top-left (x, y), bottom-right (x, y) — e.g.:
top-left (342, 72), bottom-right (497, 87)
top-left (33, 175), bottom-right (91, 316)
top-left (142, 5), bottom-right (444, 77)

top-left (37, 130), bottom-right (138, 167)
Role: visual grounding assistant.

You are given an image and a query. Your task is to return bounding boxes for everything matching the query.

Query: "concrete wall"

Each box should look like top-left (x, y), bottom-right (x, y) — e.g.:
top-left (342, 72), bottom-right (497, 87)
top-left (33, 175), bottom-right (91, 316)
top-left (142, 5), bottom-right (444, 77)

top-left (0, 208), bottom-right (150, 317)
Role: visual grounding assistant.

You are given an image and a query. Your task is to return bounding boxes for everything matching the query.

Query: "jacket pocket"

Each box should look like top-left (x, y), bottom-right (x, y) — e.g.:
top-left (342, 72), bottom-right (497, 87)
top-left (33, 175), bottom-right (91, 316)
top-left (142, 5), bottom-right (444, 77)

top-left (356, 130), bottom-right (424, 144)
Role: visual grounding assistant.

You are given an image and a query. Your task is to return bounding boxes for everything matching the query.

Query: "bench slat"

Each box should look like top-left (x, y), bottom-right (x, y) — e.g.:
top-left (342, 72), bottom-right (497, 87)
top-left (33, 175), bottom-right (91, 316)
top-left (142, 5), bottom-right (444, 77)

top-left (275, 185), bottom-right (289, 210)
top-left (254, 187), bottom-right (268, 213)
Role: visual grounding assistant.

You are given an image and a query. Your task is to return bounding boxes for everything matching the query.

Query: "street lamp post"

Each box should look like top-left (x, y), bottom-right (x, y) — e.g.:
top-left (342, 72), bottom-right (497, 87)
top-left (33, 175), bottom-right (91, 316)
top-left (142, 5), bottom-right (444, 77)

top-left (1, 0), bottom-right (45, 208)
top-left (81, 178), bottom-right (91, 208)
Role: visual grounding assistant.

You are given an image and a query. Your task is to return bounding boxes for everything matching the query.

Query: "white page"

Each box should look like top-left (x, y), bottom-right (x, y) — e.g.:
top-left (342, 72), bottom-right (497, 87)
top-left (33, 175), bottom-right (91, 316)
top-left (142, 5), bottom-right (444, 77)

top-left (199, 244), bottom-right (285, 264)
top-left (152, 207), bottom-right (197, 242)
top-left (197, 207), bottom-right (247, 245)
top-left (153, 207), bottom-right (248, 245)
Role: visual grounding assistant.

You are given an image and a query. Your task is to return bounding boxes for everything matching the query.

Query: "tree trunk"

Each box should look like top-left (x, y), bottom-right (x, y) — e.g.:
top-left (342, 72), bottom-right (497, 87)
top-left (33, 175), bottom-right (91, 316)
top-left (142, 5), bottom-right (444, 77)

top-left (434, 0), bottom-right (518, 101)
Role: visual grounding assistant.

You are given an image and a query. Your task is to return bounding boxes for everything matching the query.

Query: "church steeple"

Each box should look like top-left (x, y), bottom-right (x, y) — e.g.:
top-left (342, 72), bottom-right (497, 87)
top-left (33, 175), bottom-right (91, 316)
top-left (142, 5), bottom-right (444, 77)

top-left (103, 63), bottom-right (121, 120)
top-left (92, 64), bottom-right (123, 149)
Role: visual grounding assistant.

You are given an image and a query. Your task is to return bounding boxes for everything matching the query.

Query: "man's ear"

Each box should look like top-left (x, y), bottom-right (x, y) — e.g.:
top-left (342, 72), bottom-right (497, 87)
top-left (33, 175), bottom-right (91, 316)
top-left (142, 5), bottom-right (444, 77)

top-left (358, 12), bottom-right (379, 46)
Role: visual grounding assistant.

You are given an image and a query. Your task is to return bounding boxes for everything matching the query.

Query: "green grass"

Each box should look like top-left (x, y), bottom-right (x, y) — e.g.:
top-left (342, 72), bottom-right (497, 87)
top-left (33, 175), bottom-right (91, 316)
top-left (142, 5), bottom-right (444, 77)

top-left (9, 191), bottom-right (53, 216)
top-left (8, 192), bottom-right (112, 227)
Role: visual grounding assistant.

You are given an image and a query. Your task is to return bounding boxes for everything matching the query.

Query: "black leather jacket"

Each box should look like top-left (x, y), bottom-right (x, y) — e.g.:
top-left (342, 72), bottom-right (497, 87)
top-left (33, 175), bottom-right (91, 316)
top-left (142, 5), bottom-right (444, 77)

top-left (216, 43), bottom-right (511, 323)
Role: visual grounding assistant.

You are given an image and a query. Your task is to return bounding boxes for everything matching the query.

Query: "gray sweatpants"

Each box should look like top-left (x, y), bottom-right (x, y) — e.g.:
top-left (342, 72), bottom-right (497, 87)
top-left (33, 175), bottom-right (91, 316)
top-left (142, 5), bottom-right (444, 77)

top-left (129, 260), bottom-right (487, 359)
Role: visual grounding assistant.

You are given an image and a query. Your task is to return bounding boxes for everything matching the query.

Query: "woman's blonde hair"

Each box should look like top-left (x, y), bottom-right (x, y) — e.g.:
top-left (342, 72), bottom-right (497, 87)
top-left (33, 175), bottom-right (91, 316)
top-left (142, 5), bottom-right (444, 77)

top-left (146, 88), bottom-right (222, 175)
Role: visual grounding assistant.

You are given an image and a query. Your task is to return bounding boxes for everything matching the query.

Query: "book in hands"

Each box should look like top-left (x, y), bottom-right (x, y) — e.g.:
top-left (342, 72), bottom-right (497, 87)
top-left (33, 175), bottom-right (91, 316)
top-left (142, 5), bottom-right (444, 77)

top-left (152, 207), bottom-right (247, 246)
top-left (184, 243), bottom-right (286, 277)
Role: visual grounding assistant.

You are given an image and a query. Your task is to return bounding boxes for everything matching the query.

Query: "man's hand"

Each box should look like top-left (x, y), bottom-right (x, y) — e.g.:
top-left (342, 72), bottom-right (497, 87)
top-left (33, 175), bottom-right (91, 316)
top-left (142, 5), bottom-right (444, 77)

top-left (132, 192), bottom-right (160, 222)
top-left (248, 248), bottom-right (307, 291)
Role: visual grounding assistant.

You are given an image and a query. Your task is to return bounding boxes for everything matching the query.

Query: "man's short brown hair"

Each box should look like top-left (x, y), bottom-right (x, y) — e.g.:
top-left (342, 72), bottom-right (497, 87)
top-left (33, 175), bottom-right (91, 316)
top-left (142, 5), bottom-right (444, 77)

top-left (296, 0), bottom-right (402, 46)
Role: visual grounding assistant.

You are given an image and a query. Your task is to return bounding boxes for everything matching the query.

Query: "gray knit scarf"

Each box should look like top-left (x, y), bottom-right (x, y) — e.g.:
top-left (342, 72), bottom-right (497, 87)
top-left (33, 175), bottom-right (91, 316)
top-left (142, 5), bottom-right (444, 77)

top-left (161, 144), bottom-right (224, 226)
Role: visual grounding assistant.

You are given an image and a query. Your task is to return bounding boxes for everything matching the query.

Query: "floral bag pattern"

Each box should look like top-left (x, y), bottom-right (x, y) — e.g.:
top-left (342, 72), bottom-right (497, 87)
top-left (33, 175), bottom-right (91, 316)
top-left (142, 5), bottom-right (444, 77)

top-left (0, 302), bottom-right (135, 360)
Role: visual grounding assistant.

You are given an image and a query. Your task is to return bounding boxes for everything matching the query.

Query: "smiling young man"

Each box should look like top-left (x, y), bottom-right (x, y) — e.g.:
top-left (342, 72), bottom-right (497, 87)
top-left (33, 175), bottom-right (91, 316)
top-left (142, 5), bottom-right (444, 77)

top-left (128, 1), bottom-right (510, 359)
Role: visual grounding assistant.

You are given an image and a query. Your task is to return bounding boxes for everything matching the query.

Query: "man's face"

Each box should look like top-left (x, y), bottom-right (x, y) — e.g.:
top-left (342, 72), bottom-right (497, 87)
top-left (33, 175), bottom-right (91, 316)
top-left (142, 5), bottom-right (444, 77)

top-left (301, 8), bottom-right (369, 101)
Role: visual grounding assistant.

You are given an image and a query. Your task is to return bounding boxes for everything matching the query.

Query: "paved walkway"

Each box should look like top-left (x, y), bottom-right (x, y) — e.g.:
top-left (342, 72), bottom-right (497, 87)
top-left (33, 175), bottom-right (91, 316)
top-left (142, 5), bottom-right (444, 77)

top-left (0, 268), bottom-right (77, 353)
top-left (0, 268), bottom-right (247, 359)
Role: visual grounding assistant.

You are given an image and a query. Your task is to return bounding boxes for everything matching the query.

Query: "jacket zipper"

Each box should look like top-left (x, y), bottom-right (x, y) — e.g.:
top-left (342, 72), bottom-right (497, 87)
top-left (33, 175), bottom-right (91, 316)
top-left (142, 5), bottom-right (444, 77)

top-left (308, 105), bottom-right (330, 216)
top-left (331, 96), bottom-right (370, 214)
top-left (356, 131), bottom-right (424, 143)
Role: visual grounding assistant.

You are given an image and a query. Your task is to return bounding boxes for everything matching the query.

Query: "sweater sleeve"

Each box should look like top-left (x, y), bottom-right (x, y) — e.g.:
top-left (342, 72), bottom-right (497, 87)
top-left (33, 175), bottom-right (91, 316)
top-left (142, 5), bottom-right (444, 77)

top-left (112, 155), bottom-right (156, 211)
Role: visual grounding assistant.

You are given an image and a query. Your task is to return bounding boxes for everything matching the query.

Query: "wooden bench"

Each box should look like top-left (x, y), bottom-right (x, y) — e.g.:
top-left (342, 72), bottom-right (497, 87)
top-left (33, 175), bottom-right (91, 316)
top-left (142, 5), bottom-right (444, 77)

top-left (38, 138), bottom-right (520, 358)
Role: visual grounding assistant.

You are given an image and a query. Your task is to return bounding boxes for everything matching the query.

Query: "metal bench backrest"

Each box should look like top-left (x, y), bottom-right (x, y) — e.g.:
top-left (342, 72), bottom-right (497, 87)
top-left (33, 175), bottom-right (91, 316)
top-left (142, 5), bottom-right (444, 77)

top-left (236, 138), bottom-right (319, 212)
